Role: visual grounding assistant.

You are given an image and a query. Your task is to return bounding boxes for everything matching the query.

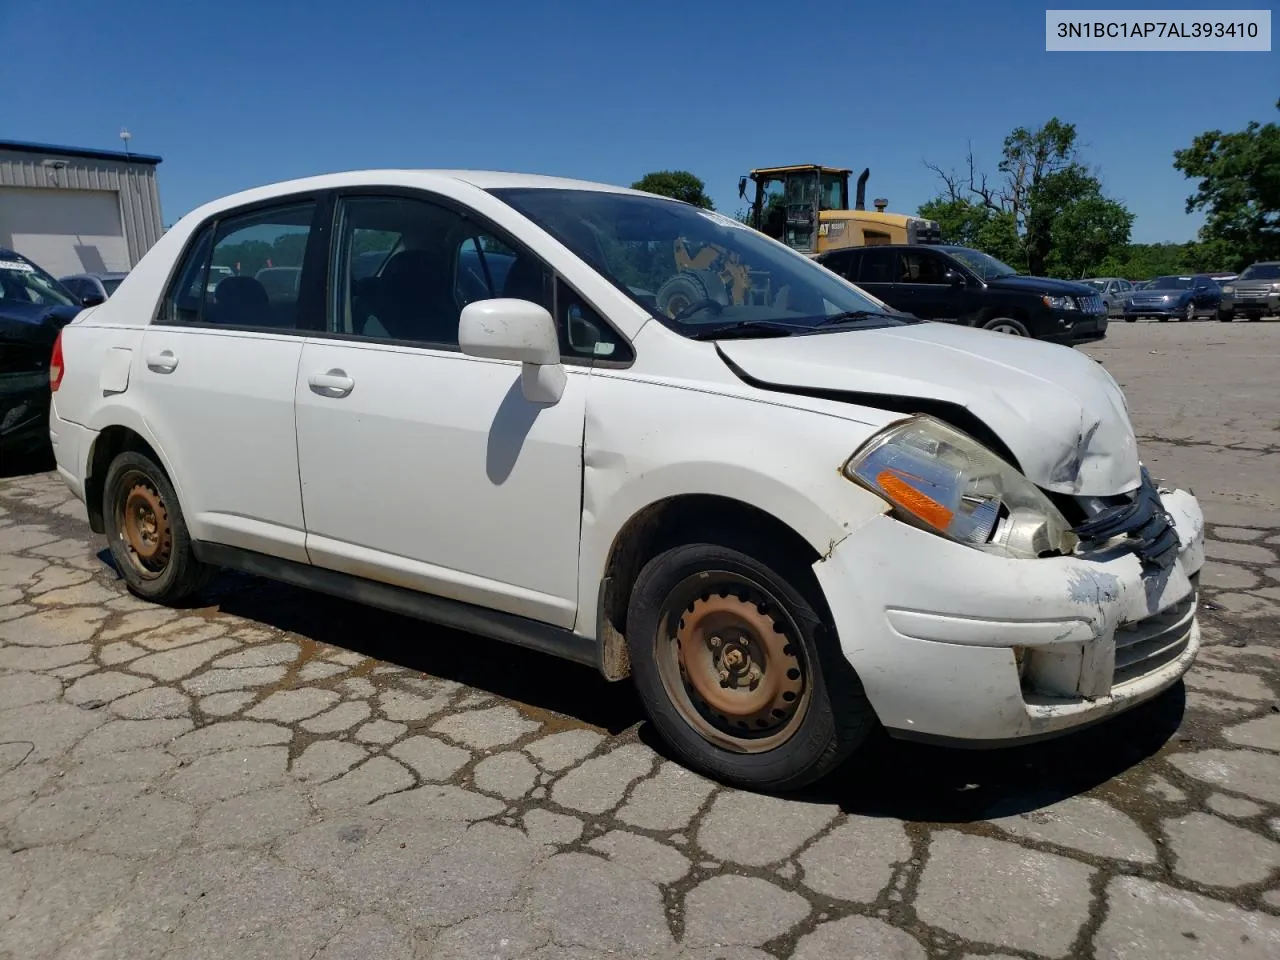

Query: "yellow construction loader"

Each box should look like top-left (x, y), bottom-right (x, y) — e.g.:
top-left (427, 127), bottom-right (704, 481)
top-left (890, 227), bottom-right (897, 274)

top-left (738, 165), bottom-right (941, 256)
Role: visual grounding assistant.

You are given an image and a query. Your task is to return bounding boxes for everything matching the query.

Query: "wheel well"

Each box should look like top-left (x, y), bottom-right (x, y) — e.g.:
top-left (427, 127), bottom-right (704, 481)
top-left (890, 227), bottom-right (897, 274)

top-left (978, 305), bottom-right (1029, 327)
top-left (596, 495), bottom-right (820, 681)
top-left (84, 427), bottom-right (164, 534)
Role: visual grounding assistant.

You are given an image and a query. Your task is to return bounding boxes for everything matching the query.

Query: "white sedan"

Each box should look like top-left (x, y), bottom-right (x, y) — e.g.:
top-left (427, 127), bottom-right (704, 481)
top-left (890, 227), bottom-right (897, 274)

top-left (48, 170), bottom-right (1204, 790)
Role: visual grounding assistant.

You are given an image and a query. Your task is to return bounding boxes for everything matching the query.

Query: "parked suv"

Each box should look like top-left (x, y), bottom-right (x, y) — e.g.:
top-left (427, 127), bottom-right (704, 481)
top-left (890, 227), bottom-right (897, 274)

top-left (1219, 262), bottom-right (1280, 321)
top-left (818, 244), bottom-right (1108, 343)
top-left (49, 171), bottom-right (1203, 791)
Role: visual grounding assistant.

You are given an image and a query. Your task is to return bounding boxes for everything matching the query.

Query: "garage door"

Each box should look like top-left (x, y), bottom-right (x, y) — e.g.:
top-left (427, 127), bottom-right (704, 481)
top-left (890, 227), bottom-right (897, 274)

top-left (0, 186), bottom-right (131, 277)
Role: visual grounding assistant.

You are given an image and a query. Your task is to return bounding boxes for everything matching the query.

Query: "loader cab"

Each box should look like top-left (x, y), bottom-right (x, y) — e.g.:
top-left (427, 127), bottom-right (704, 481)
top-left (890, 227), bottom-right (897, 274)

top-left (739, 164), bottom-right (941, 256)
top-left (740, 165), bottom-right (850, 255)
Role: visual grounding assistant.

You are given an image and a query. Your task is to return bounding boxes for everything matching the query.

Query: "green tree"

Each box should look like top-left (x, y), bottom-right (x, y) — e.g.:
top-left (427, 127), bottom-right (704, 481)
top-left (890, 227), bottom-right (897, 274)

top-left (1174, 100), bottom-right (1280, 268)
top-left (631, 170), bottom-right (715, 209)
top-left (922, 120), bottom-right (1132, 277)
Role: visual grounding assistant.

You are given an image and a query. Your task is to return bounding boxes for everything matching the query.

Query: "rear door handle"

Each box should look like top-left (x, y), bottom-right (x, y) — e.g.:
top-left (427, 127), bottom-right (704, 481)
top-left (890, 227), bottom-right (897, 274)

top-left (308, 369), bottom-right (354, 398)
top-left (146, 351), bottom-right (178, 373)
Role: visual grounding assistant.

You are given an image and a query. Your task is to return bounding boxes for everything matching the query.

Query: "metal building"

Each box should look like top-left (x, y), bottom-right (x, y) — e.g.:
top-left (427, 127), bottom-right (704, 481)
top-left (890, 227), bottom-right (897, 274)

top-left (0, 139), bottom-right (164, 277)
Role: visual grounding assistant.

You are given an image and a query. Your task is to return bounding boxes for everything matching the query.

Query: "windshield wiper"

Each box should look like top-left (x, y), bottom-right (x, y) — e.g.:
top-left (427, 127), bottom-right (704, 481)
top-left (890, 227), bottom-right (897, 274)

top-left (684, 320), bottom-right (805, 341)
top-left (816, 309), bottom-right (897, 327)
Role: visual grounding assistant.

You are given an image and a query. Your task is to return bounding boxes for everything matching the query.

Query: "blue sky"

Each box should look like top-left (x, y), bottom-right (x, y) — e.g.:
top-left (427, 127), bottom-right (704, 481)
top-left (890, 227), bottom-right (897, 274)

top-left (2, 0), bottom-right (1275, 242)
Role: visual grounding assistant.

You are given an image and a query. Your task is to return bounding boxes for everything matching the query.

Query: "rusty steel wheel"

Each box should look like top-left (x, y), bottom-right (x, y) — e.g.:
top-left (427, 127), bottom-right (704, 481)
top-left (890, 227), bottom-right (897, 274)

top-left (656, 573), bottom-right (812, 753)
top-left (114, 471), bottom-right (173, 578)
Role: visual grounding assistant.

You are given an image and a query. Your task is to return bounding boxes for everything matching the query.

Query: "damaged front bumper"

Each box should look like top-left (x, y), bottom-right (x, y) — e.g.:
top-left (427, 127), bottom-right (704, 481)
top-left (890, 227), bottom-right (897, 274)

top-left (813, 483), bottom-right (1204, 744)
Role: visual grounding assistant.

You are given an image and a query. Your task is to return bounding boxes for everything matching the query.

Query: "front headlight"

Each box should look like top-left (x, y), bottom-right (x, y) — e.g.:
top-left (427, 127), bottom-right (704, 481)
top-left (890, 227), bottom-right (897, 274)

top-left (1222, 284), bottom-right (1235, 293)
top-left (1042, 295), bottom-right (1077, 310)
top-left (843, 416), bottom-right (1077, 560)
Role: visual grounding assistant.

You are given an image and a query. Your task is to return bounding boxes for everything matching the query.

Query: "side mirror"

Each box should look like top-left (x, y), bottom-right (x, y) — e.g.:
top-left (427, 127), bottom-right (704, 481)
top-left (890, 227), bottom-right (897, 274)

top-left (944, 268), bottom-right (965, 287)
top-left (459, 299), bottom-right (566, 404)
top-left (80, 293), bottom-right (107, 307)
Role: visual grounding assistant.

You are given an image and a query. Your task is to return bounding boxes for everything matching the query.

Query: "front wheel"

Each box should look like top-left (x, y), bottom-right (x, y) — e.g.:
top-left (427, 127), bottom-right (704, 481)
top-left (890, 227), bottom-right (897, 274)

top-left (103, 450), bottom-right (213, 605)
top-left (626, 541), bottom-right (875, 791)
top-left (982, 317), bottom-right (1030, 336)
top-left (1218, 309), bottom-right (1234, 323)
top-left (1184, 302), bottom-right (1197, 322)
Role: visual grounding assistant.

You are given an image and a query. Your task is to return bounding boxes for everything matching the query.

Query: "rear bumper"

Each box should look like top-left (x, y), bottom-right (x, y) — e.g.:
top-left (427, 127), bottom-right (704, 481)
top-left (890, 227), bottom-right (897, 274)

top-left (813, 487), bottom-right (1204, 743)
top-left (48, 401), bottom-right (95, 503)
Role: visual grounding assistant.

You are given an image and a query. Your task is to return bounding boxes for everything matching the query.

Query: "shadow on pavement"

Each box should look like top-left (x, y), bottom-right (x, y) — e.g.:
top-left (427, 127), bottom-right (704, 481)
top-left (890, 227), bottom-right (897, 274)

top-left (103, 559), bottom-right (1184, 818)
top-left (0, 447), bottom-right (55, 479)
top-left (200, 570), bottom-right (644, 737)
top-left (800, 682), bottom-right (1186, 822)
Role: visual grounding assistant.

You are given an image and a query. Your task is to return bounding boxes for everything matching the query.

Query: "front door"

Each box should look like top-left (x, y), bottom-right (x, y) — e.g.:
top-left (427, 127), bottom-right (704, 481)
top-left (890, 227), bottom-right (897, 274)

top-left (898, 249), bottom-right (962, 323)
top-left (136, 197), bottom-right (326, 562)
top-left (293, 192), bottom-right (588, 628)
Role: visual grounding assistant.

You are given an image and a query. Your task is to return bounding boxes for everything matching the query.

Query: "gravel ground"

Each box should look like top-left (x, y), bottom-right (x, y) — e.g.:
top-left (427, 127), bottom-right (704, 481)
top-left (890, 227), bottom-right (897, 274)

top-left (1, 321), bottom-right (1278, 959)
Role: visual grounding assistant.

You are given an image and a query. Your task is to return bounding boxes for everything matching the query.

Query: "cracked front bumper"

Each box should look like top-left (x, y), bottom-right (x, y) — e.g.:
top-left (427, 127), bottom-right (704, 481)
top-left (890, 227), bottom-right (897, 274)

top-left (813, 487), bottom-right (1204, 744)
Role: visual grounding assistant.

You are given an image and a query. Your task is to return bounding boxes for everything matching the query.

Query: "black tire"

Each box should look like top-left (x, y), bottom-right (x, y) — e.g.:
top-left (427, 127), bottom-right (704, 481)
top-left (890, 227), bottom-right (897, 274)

top-left (626, 540), bottom-right (875, 791)
top-left (1218, 309), bottom-right (1234, 323)
top-left (982, 316), bottom-right (1030, 337)
top-left (102, 450), bottom-right (213, 605)
top-left (1125, 316), bottom-right (1137, 322)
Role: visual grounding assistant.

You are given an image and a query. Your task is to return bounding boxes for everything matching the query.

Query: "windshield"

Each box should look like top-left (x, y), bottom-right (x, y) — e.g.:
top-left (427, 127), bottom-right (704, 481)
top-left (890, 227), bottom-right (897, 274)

top-left (1153, 276), bottom-right (1193, 289)
top-left (490, 188), bottom-right (901, 336)
top-left (1083, 280), bottom-right (1106, 291)
top-left (0, 254), bottom-right (78, 307)
top-left (1239, 263), bottom-right (1280, 281)
top-left (937, 245), bottom-right (1017, 280)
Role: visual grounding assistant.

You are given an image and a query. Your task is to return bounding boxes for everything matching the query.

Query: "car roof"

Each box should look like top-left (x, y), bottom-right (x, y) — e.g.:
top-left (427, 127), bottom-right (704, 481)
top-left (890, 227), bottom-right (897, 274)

top-left (177, 170), bottom-right (655, 224)
top-left (61, 271), bottom-right (128, 280)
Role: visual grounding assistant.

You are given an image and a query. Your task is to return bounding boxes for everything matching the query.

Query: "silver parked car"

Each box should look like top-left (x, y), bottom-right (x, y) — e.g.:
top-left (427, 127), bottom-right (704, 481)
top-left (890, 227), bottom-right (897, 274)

top-left (59, 271), bottom-right (128, 303)
top-left (1082, 277), bottom-right (1136, 318)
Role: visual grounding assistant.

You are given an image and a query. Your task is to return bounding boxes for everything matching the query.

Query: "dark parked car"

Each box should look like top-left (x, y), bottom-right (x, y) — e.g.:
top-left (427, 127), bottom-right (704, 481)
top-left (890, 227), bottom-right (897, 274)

top-left (0, 249), bottom-right (85, 458)
top-left (1123, 275), bottom-right (1222, 322)
top-left (59, 271), bottom-right (128, 302)
top-left (817, 244), bottom-right (1107, 344)
top-left (1219, 262), bottom-right (1280, 321)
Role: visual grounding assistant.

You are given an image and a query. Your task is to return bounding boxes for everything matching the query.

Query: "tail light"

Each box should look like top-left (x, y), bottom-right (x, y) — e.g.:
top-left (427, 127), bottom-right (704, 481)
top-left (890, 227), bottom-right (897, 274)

top-left (50, 331), bottom-right (65, 392)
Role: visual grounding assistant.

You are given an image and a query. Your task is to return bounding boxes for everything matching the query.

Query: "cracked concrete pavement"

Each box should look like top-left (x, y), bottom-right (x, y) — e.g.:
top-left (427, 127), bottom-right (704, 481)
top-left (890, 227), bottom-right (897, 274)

top-left (2, 321), bottom-right (1279, 959)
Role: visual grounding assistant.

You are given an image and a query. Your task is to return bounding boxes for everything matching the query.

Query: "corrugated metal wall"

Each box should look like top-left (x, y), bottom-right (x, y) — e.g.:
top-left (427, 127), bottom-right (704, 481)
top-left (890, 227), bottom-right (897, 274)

top-left (0, 148), bottom-right (164, 266)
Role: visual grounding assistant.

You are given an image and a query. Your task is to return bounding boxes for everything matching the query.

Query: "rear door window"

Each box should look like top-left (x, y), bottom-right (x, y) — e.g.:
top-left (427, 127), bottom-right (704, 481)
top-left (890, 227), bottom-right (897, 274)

top-left (159, 200), bottom-right (322, 330)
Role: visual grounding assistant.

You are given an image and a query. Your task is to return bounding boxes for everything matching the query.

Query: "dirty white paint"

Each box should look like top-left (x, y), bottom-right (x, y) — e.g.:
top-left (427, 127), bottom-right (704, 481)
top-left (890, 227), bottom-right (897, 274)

top-left (49, 167), bottom-right (1204, 751)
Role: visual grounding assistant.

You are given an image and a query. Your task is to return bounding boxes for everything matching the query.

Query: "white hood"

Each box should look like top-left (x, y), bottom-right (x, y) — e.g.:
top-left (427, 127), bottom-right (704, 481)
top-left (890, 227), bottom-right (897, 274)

top-left (718, 322), bottom-right (1141, 497)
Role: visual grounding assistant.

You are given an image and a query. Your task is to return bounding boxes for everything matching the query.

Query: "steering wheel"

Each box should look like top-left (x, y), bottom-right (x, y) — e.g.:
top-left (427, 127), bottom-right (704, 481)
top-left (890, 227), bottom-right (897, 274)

top-left (671, 298), bottom-right (724, 322)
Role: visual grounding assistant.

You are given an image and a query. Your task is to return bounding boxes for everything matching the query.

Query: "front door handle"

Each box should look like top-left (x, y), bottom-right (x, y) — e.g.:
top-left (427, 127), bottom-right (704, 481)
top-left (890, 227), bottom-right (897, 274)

top-left (146, 351), bottom-right (178, 373)
top-left (308, 369), bottom-right (354, 398)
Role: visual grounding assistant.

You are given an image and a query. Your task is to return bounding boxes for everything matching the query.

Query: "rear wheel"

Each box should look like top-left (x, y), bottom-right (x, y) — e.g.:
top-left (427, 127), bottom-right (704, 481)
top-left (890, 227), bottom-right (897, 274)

top-left (103, 451), bottom-right (212, 605)
top-left (626, 541), bottom-right (874, 791)
top-left (982, 317), bottom-right (1030, 337)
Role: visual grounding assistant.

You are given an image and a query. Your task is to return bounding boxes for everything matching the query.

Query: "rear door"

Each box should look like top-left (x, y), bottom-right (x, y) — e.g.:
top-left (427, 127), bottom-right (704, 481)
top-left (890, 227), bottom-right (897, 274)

top-left (897, 249), bottom-right (963, 323)
top-left (135, 196), bottom-right (328, 562)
